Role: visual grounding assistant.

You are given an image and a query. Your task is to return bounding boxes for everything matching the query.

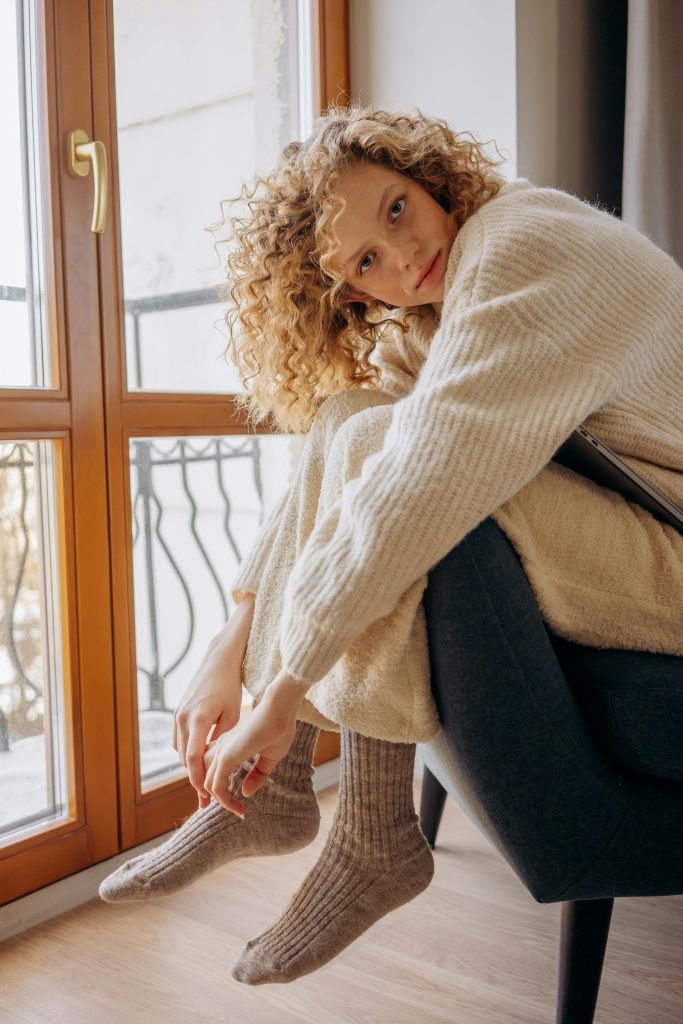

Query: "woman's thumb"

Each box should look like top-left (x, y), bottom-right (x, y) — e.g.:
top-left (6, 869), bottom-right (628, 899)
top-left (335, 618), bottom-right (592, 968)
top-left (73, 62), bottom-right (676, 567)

top-left (239, 757), bottom-right (274, 794)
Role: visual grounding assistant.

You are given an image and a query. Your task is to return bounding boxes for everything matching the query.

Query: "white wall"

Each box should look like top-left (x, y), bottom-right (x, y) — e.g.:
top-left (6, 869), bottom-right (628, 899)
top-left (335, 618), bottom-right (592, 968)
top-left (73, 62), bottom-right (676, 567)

top-left (350, 0), bottom-right (517, 180)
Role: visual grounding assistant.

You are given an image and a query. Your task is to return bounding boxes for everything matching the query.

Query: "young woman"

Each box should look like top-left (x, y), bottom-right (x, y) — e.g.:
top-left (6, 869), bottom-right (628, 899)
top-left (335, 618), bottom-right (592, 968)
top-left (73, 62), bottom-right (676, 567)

top-left (99, 105), bottom-right (683, 986)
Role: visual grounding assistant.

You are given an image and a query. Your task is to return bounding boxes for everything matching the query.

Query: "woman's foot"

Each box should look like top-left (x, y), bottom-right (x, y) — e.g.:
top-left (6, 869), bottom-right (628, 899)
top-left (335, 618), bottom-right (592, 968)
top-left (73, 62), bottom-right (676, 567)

top-left (231, 730), bottom-right (434, 984)
top-left (98, 720), bottom-right (320, 903)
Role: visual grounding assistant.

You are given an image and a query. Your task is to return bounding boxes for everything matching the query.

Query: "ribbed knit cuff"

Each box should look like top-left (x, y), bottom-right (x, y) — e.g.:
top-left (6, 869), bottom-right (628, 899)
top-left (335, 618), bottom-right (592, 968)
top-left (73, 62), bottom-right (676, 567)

top-left (230, 577), bottom-right (258, 607)
top-left (230, 528), bottom-right (275, 605)
top-left (270, 720), bottom-right (319, 793)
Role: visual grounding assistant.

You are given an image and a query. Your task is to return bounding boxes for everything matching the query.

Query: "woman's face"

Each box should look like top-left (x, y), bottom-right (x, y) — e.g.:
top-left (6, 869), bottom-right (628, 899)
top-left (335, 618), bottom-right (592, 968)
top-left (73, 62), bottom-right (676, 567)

top-left (328, 160), bottom-right (457, 308)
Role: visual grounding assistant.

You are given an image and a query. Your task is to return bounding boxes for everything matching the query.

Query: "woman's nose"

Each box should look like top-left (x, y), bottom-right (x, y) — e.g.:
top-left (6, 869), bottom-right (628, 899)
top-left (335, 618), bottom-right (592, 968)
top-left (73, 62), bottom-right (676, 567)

top-left (398, 240), bottom-right (420, 272)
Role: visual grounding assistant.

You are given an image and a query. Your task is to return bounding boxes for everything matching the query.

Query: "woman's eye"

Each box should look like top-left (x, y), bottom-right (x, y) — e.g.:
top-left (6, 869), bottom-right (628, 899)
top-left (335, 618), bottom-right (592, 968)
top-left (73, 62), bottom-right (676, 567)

top-left (359, 253), bottom-right (375, 275)
top-left (390, 198), bottom-right (405, 218)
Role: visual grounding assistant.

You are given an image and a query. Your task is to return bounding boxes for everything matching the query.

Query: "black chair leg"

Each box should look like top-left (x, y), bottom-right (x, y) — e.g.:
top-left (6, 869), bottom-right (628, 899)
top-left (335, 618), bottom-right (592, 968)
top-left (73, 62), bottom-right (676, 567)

top-left (419, 766), bottom-right (448, 849)
top-left (556, 898), bottom-right (614, 1024)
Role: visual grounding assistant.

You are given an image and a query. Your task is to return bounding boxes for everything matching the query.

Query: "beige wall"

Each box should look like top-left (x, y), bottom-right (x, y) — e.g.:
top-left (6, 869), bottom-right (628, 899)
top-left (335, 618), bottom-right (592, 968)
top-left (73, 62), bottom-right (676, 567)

top-left (350, 0), bottom-right (518, 180)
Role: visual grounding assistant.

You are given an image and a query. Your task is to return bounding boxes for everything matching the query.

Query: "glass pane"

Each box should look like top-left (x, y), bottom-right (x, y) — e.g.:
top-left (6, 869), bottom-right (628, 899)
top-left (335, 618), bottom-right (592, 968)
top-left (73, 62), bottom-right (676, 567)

top-left (0, 441), bottom-right (67, 843)
top-left (129, 433), bottom-right (299, 790)
top-left (0, 1), bottom-right (52, 389)
top-left (114, 0), bottom-right (311, 393)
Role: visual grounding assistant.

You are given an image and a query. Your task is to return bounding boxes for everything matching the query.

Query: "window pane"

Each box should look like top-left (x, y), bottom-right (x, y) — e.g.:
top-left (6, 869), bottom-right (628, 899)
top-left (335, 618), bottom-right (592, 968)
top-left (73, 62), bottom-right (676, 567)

top-left (0, 1), bottom-right (52, 389)
top-left (129, 433), bottom-right (298, 790)
top-left (114, 0), bottom-right (310, 394)
top-left (0, 441), bottom-right (67, 843)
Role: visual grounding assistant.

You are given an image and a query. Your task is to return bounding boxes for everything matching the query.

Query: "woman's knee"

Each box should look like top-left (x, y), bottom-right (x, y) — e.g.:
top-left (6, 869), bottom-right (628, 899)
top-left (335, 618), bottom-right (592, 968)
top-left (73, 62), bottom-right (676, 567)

top-left (317, 386), bottom-right (395, 424)
top-left (310, 387), bottom-right (397, 450)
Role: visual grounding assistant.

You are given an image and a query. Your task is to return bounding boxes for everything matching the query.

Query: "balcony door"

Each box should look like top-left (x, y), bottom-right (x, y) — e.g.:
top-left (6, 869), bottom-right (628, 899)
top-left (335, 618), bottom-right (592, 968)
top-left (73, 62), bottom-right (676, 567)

top-left (0, 0), bottom-right (349, 905)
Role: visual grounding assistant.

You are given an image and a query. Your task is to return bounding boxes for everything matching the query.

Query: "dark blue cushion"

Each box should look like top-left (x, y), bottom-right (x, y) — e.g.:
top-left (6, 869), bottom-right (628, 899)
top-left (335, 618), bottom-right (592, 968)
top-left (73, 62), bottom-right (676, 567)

top-left (548, 635), bottom-right (683, 781)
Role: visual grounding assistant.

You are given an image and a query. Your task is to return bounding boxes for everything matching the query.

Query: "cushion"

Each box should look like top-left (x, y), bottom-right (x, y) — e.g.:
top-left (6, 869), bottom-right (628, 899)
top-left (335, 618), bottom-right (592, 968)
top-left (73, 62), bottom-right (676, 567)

top-left (548, 634), bottom-right (683, 781)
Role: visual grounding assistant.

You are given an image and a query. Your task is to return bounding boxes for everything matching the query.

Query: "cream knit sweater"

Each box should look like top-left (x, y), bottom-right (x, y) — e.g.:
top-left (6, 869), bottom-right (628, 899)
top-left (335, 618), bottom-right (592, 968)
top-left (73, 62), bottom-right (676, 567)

top-left (232, 178), bottom-right (683, 692)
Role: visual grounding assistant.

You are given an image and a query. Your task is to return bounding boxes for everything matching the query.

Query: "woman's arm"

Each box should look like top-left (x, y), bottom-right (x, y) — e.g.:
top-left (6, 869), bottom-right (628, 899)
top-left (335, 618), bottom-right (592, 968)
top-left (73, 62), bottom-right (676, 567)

top-left (176, 476), bottom-right (304, 810)
top-left (275, 188), bottom-right (681, 685)
top-left (371, 335), bottom-right (419, 398)
top-left (230, 484), bottom-right (291, 604)
top-left (173, 594), bottom-right (256, 810)
top-left (371, 309), bottom-right (435, 399)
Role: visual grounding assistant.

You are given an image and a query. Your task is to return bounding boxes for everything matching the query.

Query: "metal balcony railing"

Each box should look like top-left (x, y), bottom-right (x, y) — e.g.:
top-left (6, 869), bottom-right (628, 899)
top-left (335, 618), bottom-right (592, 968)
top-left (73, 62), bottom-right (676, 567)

top-left (130, 434), bottom-right (262, 713)
top-left (0, 286), bottom-right (265, 827)
top-left (124, 286), bottom-right (223, 389)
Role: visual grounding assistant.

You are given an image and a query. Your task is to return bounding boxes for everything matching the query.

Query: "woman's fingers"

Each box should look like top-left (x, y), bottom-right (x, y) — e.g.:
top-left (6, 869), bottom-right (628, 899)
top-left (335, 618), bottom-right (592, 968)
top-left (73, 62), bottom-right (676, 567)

top-left (199, 704), bottom-right (296, 813)
top-left (241, 754), bottom-right (278, 797)
top-left (204, 757), bottom-right (216, 796)
top-left (203, 756), bottom-right (245, 817)
top-left (185, 720), bottom-right (211, 797)
top-left (209, 706), bottom-right (241, 743)
top-left (213, 782), bottom-right (246, 818)
top-left (176, 713), bottom-right (189, 769)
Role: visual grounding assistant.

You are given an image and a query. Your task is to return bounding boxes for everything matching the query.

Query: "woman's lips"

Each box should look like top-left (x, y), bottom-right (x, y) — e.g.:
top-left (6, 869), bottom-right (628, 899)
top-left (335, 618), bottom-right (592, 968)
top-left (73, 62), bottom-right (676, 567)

top-left (417, 251), bottom-right (441, 289)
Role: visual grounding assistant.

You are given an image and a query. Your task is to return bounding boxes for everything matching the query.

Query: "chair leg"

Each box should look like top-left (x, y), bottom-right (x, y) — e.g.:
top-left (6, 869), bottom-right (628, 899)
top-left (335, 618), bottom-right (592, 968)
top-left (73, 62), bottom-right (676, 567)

top-left (556, 898), bottom-right (614, 1024)
top-left (419, 766), bottom-right (448, 849)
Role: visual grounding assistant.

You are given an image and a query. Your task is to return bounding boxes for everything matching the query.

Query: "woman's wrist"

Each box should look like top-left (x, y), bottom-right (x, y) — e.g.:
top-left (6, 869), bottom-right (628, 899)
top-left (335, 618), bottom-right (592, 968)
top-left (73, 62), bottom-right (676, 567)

top-left (264, 667), bottom-right (311, 714)
top-left (209, 596), bottom-right (256, 665)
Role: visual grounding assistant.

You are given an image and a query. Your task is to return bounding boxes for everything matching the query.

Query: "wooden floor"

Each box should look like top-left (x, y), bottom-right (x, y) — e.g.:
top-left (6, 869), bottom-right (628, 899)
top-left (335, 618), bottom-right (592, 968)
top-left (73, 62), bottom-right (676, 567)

top-left (2, 781), bottom-right (682, 1024)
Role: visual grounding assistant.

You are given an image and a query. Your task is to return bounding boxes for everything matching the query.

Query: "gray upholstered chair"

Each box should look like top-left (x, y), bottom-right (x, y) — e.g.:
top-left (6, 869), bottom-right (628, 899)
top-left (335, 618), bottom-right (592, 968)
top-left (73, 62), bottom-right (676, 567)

top-left (416, 515), bottom-right (683, 1024)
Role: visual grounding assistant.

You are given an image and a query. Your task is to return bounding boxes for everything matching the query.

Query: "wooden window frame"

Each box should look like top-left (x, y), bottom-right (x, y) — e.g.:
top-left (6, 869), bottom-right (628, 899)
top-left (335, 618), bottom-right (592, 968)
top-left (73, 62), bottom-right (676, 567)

top-left (0, 0), bottom-right (350, 904)
top-left (0, 0), bottom-right (119, 906)
top-left (314, 0), bottom-right (351, 112)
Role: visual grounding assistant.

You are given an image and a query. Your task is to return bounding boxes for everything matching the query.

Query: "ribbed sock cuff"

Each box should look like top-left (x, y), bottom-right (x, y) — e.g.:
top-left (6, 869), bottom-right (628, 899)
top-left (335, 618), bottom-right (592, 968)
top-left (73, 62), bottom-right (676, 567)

top-left (337, 729), bottom-right (422, 864)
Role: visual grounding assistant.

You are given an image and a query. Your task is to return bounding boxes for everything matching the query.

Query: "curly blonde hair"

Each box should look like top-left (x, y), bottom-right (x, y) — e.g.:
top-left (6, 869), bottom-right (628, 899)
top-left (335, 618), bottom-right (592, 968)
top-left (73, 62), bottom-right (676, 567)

top-left (217, 103), bottom-right (505, 434)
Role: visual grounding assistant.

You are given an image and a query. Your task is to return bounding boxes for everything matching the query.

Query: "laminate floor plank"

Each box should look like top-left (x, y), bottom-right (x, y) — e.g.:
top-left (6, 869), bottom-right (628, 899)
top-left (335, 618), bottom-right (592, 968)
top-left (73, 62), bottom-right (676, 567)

top-left (1, 782), bottom-right (681, 1024)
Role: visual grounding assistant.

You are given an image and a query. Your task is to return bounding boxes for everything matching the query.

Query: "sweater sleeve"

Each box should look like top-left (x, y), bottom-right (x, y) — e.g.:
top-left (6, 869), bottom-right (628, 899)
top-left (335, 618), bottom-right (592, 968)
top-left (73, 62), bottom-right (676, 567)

top-left (230, 485), bottom-right (290, 604)
top-left (371, 306), bottom-right (439, 399)
top-left (372, 345), bottom-right (416, 397)
top-left (371, 331), bottom-right (421, 398)
top-left (278, 190), bottom-right (670, 683)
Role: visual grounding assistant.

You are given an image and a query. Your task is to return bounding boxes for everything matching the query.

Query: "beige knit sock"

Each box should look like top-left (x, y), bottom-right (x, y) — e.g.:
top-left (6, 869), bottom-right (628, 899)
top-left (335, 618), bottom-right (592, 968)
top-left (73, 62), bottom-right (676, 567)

top-left (98, 718), bottom-right (320, 903)
top-left (230, 729), bottom-right (434, 984)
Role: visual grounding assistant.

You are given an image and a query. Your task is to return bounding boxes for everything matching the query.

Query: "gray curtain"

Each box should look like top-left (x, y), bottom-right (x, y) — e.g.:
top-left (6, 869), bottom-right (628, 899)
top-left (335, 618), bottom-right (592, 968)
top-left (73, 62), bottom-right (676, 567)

top-left (622, 0), bottom-right (683, 266)
top-left (516, 0), bottom-right (682, 264)
top-left (515, 0), bottom-right (628, 214)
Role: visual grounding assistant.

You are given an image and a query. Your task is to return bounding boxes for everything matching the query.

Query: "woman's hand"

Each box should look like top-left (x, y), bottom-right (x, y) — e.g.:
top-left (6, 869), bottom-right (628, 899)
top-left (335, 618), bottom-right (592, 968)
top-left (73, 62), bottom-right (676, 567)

top-left (172, 596), bottom-right (255, 810)
top-left (202, 668), bottom-right (310, 815)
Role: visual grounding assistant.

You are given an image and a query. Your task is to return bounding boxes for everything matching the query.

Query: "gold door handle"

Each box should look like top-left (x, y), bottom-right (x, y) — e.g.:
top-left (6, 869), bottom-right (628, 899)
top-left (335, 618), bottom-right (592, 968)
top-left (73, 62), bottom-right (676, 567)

top-left (67, 129), bottom-right (108, 234)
